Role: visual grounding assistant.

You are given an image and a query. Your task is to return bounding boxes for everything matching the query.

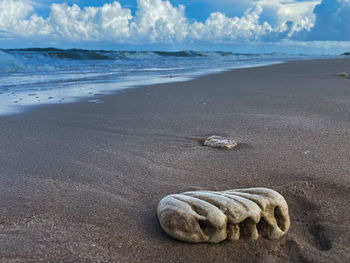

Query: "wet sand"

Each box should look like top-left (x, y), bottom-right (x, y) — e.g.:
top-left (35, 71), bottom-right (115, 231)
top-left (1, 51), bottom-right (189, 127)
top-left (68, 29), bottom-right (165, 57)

top-left (1, 58), bottom-right (350, 262)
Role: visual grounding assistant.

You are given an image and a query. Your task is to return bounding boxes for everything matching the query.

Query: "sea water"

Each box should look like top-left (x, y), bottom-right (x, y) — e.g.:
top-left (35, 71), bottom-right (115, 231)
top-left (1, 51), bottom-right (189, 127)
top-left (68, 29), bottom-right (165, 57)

top-left (0, 48), bottom-right (328, 115)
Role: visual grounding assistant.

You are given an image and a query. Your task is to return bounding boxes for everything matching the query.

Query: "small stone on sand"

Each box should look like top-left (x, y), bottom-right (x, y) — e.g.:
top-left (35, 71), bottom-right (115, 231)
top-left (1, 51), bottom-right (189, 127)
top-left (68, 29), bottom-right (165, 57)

top-left (203, 136), bottom-right (238, 149)
top-left (335, 72), bottom-right (348, 77)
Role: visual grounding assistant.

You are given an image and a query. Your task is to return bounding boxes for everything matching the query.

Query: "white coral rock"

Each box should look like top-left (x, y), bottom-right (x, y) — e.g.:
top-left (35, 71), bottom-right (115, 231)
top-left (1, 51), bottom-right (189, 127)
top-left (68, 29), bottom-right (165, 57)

top-left (203, 136), bottom-right (238, 149)
top-left (157, 188), bottom-right (290, 243)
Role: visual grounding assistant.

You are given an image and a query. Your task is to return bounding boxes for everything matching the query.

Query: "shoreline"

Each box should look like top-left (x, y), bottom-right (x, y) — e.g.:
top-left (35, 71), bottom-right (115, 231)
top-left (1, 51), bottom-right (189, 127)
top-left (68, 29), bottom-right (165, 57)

top-left (1, 58), bottom-right (350, 262)
top-left (0, 55), bottom-right (333, 117)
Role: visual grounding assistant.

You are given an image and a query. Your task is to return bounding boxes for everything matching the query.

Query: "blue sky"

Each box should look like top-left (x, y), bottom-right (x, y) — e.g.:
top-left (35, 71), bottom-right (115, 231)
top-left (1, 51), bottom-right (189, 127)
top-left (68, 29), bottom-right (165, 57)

top-left (0, 0), bottom-right (350, 54)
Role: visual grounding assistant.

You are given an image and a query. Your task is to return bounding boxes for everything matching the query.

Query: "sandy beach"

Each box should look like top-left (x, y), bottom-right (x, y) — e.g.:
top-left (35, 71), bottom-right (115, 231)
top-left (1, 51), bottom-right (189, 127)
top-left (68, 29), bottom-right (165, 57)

top-left (1, 58), bottom-right (350, 262)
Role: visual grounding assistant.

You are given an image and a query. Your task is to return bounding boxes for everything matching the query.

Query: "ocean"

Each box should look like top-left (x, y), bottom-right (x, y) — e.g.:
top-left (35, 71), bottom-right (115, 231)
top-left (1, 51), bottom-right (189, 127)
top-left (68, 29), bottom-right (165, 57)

top-left (0, 48), bottom-right (329, 115)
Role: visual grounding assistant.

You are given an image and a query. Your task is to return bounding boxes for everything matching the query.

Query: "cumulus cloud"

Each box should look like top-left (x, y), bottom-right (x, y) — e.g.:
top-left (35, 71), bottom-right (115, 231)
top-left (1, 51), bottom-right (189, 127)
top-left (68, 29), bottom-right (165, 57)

top-left (0, 0), bottom-right (51, 37)
top-left (0, 0), bottom-right (32, 34)
top-left (1, 0), bottom-right (189, 43)
top-left (308, 0), bottom-right (350, 41)
top-left (194, 0), bottom-right (319, 35)
top-left (0, 0), bottom-right (346, 45)
top-left (190, 5), bottom-right (273, 41)
top-left (258, 0), bottom-right (319, 35)
top-left (130, 0), bottom-right (188, 42)
top-left (47, 2), bottom-right (132, 41)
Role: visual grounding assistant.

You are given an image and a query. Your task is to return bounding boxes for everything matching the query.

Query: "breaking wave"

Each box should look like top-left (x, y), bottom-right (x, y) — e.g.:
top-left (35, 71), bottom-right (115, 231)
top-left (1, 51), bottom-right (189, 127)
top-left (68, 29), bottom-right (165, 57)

top-left (0, 51), bottom-right (20, 67)
top-left (2, 48), bottom-right (263, 62)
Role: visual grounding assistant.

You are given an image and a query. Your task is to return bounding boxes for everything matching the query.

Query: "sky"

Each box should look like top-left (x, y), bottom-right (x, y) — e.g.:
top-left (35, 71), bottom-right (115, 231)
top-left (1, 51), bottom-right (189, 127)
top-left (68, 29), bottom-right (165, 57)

top-left (0, 0), bottom-right (350, 54)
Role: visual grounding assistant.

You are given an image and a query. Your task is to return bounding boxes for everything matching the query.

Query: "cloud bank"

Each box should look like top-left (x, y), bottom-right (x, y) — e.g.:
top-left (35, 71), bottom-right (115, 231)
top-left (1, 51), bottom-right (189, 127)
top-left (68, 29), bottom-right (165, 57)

top-left (0, 0), bottom-right (349, 47)
top-left (308, 0), bottom-right (350, 41)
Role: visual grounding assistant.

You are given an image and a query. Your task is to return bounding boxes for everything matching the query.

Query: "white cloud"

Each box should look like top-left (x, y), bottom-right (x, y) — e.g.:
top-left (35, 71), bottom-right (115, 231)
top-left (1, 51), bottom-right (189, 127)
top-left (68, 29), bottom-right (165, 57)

top-left (130, 0), bottom-right (188, 42)
top-left (47, 2), bottom-right (132, 41)
top-left (258, 0), bottom-right (319, 35)
top-left (0, 0), bottom-right (32, 34)
top-left (308, 0), bottom-right (350, 41)
top-left (190, 5), bottom-right (273, 41)
top-left (0, 0), bottom-right (345, 45)
top-left (202, 0), bottom-right (319, 30)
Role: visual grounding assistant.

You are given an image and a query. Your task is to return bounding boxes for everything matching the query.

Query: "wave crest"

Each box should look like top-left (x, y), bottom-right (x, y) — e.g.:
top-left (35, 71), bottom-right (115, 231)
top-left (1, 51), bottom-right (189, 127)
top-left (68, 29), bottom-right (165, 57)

top-left (2, 48), bottom-right (252, 61)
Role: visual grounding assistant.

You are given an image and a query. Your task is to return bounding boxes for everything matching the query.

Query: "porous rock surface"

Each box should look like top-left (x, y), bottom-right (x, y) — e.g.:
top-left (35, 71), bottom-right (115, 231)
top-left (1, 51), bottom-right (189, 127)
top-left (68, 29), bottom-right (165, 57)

top-left (157, 188), bottom-right (290, 243)
top-left (203, 136), bottom-right (238, 149)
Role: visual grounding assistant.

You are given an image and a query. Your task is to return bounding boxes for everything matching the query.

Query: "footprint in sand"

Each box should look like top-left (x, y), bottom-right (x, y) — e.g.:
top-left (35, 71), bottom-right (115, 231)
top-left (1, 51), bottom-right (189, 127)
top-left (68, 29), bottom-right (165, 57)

top-left (284, 183), bottom-right (332, 252)
top-left (311, 224), bottom-right (332, 251)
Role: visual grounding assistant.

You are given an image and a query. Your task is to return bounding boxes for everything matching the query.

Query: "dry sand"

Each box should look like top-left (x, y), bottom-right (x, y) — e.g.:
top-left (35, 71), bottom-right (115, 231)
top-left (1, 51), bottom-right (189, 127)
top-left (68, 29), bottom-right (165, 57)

top-left (1, 58), bottom-right (350, 262)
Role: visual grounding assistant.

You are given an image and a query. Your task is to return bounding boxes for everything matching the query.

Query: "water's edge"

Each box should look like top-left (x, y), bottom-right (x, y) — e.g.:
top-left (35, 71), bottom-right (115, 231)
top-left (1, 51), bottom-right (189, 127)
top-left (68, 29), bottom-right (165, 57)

top-left (0, 49), bottom-right (336, 116)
